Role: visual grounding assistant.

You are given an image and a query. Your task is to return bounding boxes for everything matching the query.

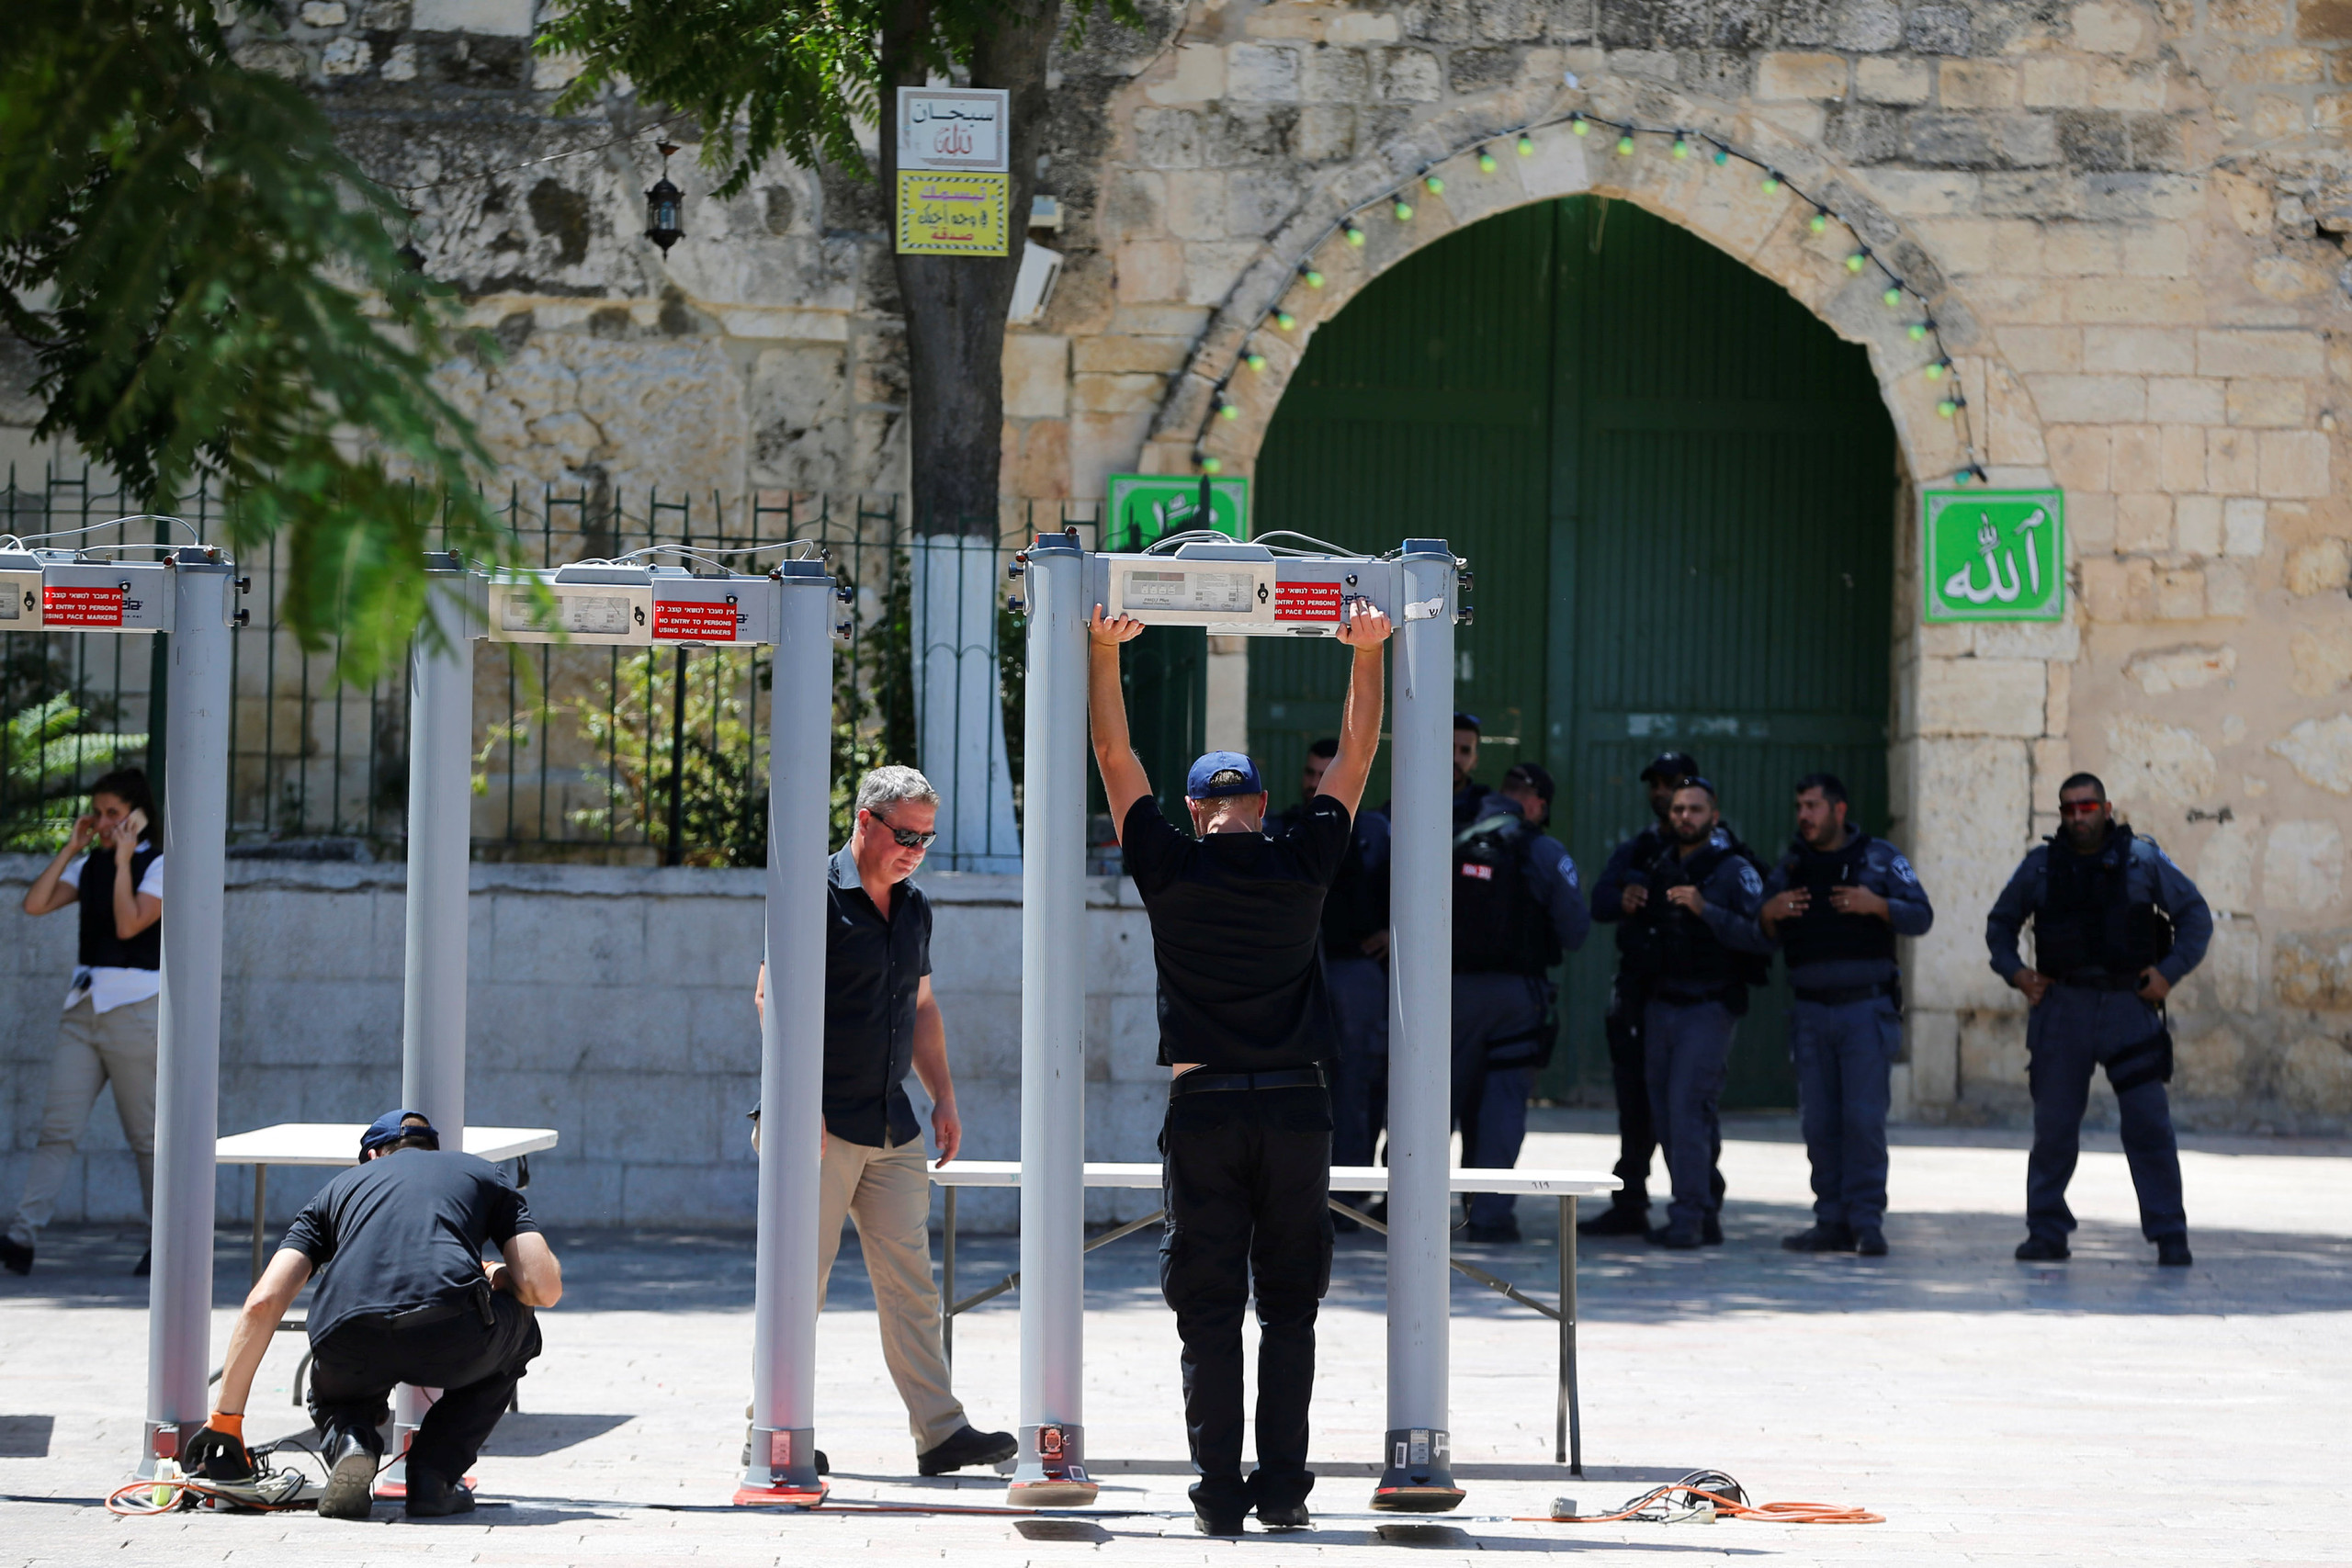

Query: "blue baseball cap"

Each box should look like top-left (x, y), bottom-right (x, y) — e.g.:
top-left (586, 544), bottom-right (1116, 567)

top-left (358, 1109), bottom-right (440, 1161)
top-left (1185, 751), bottom-right (1264, 800)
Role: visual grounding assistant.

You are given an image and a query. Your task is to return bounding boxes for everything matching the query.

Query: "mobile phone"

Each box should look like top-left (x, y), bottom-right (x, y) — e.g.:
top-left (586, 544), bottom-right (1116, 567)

top-left (123, 808), bottom-right (149, 840)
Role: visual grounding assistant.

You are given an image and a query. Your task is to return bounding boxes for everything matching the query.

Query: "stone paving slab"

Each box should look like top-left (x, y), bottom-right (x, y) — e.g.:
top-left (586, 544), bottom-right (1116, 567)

top-left (4, 1117), bottom-right (2347, 1565)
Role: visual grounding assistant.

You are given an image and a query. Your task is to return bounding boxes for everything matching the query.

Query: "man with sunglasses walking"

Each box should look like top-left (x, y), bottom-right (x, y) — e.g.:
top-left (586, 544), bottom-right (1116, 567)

top-left (751, 765), bottom-right (1013, 1476)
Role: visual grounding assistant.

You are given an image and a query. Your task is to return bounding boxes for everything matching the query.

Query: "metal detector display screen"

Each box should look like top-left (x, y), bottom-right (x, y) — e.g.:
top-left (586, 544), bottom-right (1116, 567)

top-left (1122, 569), bottom-right (1252, 615)
top-left (506, 592), bottom-right (637, 637)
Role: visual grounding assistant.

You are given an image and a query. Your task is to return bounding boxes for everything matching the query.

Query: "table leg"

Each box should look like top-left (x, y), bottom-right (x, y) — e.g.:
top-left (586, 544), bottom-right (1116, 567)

top-left (252, 1166), bottom-right (268, 1287)
top-left (1562, 1194), bottom-right (1582, 1476)
top-left (942, 1186), bottom-right (957, 1370)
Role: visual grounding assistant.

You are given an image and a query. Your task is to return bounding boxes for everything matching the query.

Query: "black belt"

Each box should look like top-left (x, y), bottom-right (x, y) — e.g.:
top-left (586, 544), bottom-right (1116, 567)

top-left (1793, 984), bottom-right (1891, 1007)
top-left (2056, 972), bottom-right (2145, 993)
top-left (1170, 1066), bottom-right (1327, 1098)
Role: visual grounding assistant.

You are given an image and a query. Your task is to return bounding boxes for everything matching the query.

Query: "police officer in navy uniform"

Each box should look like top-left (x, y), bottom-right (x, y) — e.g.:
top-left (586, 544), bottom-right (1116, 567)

top-left (1583, 751), bottom-right (1701, 1237)
top-left (1451, 762), bottom-right (1589, 1242)
top-left (1740, 773), bottom-right (1934, 1258)
top-left (1626, 778), bottom-right (1765, 1249)
top-left (1089, 597), bottom-right (1393, 1535)
top-left (1985, 773), bottom-right (2211, 1267)
top-left (1270, 739), bottom-right (1391, 1228)
top-left (1452, 713), bottom-right (1496, 826)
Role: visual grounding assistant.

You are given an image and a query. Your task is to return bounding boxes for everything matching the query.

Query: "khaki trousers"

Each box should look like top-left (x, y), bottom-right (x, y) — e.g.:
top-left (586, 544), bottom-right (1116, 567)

top-left (11, 994), bottom-right (159, 1241)
top-left (817, 1134), bottom-right (967, 1450)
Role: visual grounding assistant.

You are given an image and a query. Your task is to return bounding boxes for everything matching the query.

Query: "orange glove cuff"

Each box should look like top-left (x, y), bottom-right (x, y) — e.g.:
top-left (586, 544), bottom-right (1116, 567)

top-left (206, 1412), bottom-right (243, 1438)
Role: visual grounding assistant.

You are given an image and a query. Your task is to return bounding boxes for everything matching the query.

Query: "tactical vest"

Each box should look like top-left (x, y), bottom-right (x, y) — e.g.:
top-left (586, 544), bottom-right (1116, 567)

top-left (1776, 831), bottom-right (1897, 970)
top-left (2034, 826), bottom-right (2173, 980)
top-left (77, 843), bottom-right (162, 970)
top-left (1633, 834), bottom-right (1770, 992)
top-left (1452, 812), bottom-right (1560, 976)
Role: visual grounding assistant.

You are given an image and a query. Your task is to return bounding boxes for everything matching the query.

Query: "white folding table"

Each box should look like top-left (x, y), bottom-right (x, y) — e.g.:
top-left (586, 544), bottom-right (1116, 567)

top-left (929, 1161), bottom-right (1616, 1473)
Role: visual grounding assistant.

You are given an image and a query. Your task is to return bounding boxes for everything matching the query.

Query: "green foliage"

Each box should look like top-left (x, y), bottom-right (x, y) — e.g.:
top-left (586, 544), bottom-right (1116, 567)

top-left (0, 1), bottom-right (514, 681)
top-left (832, 549), bottom-right (917, 843)
top-left (1, 694), bottom-right (146, 851)
top-left (537, 0), bottom-right (1143, 196)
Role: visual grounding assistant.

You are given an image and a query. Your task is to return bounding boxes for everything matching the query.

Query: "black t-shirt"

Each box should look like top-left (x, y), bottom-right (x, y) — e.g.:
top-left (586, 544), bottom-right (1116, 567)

top-left (1122, 795), bottom-right (1352, 1071)
top-left (281, 1150), bottom-right (539, 1343)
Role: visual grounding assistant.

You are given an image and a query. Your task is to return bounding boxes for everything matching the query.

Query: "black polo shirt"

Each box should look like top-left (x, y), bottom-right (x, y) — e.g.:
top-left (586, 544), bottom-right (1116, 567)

top-left (1122, 795), bottom-right (1351, 1072)
top-left (823, 845), bottom-right (932, 1148)
top-left (280, 1150), bottom-right (537, 1345)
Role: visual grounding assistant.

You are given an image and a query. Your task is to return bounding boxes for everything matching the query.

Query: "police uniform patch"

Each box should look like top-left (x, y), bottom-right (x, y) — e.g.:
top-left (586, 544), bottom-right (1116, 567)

top-left (1892, 854), bottom-right (1918, 886)
top-left (1738, 863), bottom-right (1763, 897)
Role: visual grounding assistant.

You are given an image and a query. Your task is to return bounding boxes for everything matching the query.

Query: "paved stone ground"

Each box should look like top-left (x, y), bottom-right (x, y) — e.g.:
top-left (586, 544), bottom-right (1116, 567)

top-left (5, 1111), bottom-right (2347, 1565)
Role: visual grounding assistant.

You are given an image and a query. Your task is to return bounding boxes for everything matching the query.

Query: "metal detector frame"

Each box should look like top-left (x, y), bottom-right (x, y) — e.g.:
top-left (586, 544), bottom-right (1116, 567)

top-left (401, 552), bottom-right (847, 1507)
top-left (1008, 533), bottom-right (1467, 1511)
top-left (0, 540), bottom-right (247, 1479)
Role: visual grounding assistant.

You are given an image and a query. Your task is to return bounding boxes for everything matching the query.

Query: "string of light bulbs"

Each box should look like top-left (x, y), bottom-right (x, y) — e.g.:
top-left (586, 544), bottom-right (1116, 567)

top-left (1189, 107), bottom-right (1986, 487)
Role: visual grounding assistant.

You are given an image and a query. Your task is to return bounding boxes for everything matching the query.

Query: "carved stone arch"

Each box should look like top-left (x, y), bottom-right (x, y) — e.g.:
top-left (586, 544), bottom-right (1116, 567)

top-left (1136, 85), bottom-right (2029, 497)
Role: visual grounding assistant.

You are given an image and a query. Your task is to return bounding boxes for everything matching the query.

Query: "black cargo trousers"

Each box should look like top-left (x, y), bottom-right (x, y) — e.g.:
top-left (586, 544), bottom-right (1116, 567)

top-left (1159, 1082), bottom-right (1334, 1515)
top-left (308, 1287), bottom-right (542, 1485)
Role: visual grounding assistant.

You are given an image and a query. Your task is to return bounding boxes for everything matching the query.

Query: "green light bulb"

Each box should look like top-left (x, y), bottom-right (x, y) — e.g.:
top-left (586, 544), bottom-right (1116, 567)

top-left (1392, 199), bottom-right (1413, 220)
top-left (1304, 268), bottom-right (1325, 288)
top-left (1345, 223), bottom-right (1364, 246)
top-left (1924, 361), bottom-right (1944, 381)
top-left (1953, 468), bottom-right (1973, 485)
top-left (1616, 134), bottom-right (1635, 156)
top-left (1517, 134), bottom-right (1534, 156)
top-left (1571, 116), bottom-right (1589, 137)
top-left (1201, 456), bottom-right (1223, 475)
top-left (1246, 352), bottom-right (1267, 372)
top-left (1424, 175), bottom-right (1443, 194)
top-left (1672, 138), bottom-right (1690, 160)
top-left (1883, 287), bottom-right (1903, 308)
top-left (1937, 399), bottom-right (1957, 419)
top-left (1276, 310), bottom-right (1296, 330)
top-left (1809, 211), bottom-right (1827, 233)
top-left (1478, 151), bottom-right (1497, 172)
top-left (1846, 251), bottom-right (1866, 272)
top-left (1713, 148), bottom-right (1728, 165)
top-left (1907, 321), bottom-right (1927, 341)
top-left (1219, 400), bottom-right (1239, 421)
top-left (1761, 173), bottom-right (1781, 193)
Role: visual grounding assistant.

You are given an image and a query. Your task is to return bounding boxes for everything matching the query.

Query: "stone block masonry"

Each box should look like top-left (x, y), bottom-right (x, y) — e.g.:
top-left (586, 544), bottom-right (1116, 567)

top-left (0, 857), bottom-right (1164, 1233)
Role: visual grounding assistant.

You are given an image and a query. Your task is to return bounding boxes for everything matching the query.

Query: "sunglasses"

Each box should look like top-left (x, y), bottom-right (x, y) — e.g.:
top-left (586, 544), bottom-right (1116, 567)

top-left (2058, 799), bottom-right (2106, 817)
top-left (869, 811), bottom-right (937, 849)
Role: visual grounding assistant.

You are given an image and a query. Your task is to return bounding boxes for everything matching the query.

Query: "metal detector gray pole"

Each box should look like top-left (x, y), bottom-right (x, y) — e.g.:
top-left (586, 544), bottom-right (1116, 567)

top-left (142, 552), bottom-right (233, 1473)
top-left (1373, 539), bottom-right (1464, 1512)
top-left (402, 562), bottom-right (476, 1141)
top-left (742, 564), bottom-right (835, 1504)
top-left (1006, 533), bottom-right (1097, 1506)
top-left (392, 558), bottom-right (479, 1477)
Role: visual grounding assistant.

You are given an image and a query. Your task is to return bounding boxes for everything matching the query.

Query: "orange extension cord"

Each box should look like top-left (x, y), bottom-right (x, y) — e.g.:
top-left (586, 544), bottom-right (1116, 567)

top-left (1518, 1475), bottom-right (1883, 1526)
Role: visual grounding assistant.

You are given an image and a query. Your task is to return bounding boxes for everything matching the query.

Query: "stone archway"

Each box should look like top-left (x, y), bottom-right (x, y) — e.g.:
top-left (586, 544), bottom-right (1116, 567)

top-left (1113, 90), bottom-right (2069, 1120)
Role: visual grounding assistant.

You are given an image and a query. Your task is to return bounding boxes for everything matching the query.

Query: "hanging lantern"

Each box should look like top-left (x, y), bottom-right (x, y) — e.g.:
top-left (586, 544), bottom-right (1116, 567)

top-left (644, 141), bottom-right (684, 254)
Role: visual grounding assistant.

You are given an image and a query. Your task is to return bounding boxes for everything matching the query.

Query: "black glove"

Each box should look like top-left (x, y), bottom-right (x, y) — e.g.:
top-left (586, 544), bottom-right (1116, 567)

top-left (183, 1421), bottom-right (254, 1482)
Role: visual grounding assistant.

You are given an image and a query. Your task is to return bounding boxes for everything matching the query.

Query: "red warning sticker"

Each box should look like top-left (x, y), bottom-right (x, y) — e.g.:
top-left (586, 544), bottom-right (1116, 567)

top-left (652, 600), bottom-right (741, 641)
top-left (1273, 581), bottom-right (1342, 621)
top-left (43, 585), bottom-right (124, 627)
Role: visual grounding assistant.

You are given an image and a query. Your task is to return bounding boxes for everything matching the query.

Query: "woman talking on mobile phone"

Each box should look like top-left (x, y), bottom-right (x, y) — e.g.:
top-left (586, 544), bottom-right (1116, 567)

top-left (4, 768), bottom-right (165, 1278)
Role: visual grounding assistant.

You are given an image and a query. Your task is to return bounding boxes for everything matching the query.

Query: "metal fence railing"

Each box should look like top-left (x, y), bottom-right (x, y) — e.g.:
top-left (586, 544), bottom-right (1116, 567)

top-left (3, 466), bottom-right (1106, 868)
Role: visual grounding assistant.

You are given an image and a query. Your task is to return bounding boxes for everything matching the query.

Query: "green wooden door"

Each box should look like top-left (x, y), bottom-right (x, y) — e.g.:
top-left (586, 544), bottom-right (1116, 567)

top-left (1256, 197), bottom-right (1895, 1111)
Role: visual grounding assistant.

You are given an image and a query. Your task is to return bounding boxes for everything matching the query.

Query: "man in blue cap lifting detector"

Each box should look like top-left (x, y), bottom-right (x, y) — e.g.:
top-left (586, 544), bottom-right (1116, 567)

top-left (180, 1110), bottom-right (562, 1519)
top-left (1091, 596), bottom-right (1393, 1536)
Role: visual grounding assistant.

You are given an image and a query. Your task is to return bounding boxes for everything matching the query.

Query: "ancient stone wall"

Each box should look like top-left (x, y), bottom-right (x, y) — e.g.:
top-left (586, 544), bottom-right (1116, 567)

top-left (4, 0), bottom-right (2346, 1127)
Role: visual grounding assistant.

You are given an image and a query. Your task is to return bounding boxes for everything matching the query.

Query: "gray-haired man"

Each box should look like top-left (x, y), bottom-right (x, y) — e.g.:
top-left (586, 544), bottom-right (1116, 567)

top-left (752, 765), bottom-right (1012, 1475)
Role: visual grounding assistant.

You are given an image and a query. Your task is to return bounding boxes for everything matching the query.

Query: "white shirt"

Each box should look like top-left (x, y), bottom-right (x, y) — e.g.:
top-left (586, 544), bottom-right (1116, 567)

top-left (59, 845), bottom-right (165, 1014)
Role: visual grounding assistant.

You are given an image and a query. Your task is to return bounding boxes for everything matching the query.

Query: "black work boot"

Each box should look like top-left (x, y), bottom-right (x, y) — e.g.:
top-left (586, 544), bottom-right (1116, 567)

top-left (917, 1424), bottom-right (1016, 1476)
top-left (1781, 1222), bottom-right (1857, 1253)
top-left (1191, 1477), bottom-right (1249, 1535)
top-left (1577, 1201), bottom-right (1649, 1237)
top-left (1645, 1224), bottom-right (1702, 1250)
top-left (0, 1234), bottom-right (30, 1275)
top-left (2154, 1235), bottom-right (2193, 1268)
top-left (2014, 1235), bottom-right (2070, 1262)
top-left (1854, 1225), bottom-right (1888, 1257)
top-left (405, 1465), bottom-right (476, 1517)
top-left (315, 1423), bottom-right (382, 1520)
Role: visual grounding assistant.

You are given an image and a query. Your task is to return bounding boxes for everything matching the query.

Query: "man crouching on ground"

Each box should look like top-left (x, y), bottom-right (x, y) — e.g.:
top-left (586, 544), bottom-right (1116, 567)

top-left (182, 1111), bottom-right (560, 1519)
top-left (1089, 596), bottom-right (1392, 1536)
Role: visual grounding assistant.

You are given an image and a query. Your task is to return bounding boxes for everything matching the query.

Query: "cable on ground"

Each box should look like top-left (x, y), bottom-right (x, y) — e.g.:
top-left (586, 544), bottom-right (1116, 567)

top-left (1517, 1469), bottom-right (1882, 1526)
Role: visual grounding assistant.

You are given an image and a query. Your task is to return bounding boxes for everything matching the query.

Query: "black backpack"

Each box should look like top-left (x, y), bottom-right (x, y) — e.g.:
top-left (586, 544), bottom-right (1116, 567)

top-left (1453, 811), bottom-right (1561, 976)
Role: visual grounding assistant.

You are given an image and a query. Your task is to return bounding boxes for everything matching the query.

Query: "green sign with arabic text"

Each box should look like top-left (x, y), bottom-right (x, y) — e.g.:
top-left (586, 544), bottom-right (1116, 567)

top-left (1921, 488), bottom-right (2064, 623)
